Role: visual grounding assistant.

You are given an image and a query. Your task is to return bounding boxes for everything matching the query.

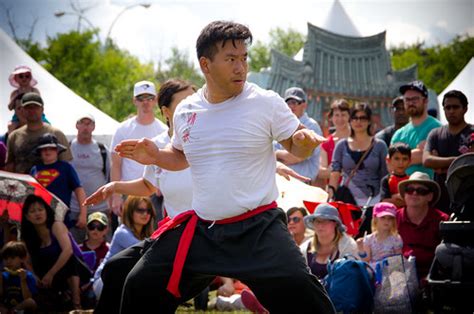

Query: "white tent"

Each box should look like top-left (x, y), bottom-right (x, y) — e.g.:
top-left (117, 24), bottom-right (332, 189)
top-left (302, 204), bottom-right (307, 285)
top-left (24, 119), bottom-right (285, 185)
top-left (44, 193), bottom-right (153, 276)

top-left (0, 28), bottom-right (119, 144)
top-left (438, 58), bottom-right (474, 125)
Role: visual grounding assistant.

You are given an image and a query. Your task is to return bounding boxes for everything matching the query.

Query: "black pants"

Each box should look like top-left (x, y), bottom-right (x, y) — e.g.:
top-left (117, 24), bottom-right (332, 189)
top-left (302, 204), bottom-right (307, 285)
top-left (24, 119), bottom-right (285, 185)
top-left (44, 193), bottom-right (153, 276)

top-left (97, 208), bottom-right (335, 314)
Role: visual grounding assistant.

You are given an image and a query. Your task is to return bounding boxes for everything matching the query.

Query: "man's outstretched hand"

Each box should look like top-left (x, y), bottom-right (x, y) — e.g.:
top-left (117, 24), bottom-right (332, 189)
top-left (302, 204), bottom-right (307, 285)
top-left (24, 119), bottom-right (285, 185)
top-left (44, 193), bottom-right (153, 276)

top-left (115, 138), bottom-right (158, 165)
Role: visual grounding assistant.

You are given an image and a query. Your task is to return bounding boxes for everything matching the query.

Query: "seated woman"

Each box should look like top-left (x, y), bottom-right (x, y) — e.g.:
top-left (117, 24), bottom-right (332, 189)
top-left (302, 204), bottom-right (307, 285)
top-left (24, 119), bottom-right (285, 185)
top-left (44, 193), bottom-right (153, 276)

top-left (20, 195), bottom-right (90, 310)
top-left (92, 196), bottom-right (155, 299)
top-left (301, 203), bottom-right (358, 279)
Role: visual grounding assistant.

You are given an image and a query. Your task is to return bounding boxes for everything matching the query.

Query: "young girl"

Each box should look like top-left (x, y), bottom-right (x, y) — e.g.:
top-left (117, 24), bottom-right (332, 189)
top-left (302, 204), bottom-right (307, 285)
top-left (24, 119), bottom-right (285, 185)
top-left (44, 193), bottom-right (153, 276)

top-left (7, 65), bottom-right (48, 131)
top-left (357, 202), bottom-right (403, 264)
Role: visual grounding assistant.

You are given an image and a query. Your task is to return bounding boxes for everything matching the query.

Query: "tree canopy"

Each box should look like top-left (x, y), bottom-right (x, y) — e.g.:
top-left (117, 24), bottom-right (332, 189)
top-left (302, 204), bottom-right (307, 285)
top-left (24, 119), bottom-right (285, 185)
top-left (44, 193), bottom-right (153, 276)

top-left (391, 35), bottom-right (474, 94)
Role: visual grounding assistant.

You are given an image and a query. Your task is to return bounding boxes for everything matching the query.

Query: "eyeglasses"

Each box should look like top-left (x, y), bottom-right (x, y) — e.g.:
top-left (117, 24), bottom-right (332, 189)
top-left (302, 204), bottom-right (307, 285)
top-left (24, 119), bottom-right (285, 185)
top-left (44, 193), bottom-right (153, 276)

top-left (286, 99), bottom-right (303, 106)
top-left (17, 73), bottom-right (31, 79)
top-left (135, 208), bottom-right (152, 215)
top-left (443, 105), bottom-right (462, 111)
top-left (405, 186), bottom-right (431, 196)
top-left (136, 95), bottom-right (155, 102)
top-left (288, 217), bottom-right (302, 223)
top-left (87, 223), bottom-right (106, 231)
top-left (404, 96), bottom-right (422, 103)
top-left (351, 116), bottom-right (369, 122)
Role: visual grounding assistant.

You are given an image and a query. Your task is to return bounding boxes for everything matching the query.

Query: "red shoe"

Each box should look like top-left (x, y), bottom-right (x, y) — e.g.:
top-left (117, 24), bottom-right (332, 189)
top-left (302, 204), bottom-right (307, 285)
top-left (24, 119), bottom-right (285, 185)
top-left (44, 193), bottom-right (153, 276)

top-left (241, 289), bottom-right (269, 314)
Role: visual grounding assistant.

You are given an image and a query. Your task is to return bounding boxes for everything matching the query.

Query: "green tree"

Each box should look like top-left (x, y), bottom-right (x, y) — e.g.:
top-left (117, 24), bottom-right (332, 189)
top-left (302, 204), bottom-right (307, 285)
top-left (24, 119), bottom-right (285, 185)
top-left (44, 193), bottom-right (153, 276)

top-left (155, 47), bottom-right (204, 88)
top-left (249, 27), bottom-right (306, 72)
top-left (27, 30), bottom-right (155, 121)
top-left (248, 40), bottom-right (271, 72)
top-left (391, 35), bottom-right (474, 93)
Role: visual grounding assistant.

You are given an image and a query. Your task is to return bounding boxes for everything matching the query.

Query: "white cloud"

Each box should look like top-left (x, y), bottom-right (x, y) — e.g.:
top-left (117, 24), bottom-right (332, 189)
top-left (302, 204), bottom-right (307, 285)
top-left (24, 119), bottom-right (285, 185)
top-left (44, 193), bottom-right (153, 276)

top-left (384, 22), bottom-right (431, 47)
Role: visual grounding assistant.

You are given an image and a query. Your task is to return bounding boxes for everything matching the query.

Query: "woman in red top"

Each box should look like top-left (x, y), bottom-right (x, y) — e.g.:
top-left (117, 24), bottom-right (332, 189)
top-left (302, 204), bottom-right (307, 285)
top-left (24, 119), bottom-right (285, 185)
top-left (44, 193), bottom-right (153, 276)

top-left (318, 99), bottom-right (351, 183)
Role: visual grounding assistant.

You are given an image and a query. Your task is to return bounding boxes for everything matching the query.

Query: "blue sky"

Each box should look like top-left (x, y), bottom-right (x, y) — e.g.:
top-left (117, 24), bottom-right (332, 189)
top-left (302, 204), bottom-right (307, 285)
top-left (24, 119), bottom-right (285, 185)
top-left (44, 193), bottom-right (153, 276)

top-left (1, 0), bottom-right (473, 65)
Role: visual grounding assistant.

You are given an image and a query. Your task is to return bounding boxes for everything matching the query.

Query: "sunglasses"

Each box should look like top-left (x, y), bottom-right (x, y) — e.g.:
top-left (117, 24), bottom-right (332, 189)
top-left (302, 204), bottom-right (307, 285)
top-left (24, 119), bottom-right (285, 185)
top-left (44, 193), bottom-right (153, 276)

top-left (286, 99), bottom-right (303, 106)
top-left (87, 223), bottom-right (106, 231)
top-left (17, 73), bottom-right (31, 79)
top-left (135, 208), bottom-right (152, 215)
top-left (351, 116), bottom-right (369, 121)
top-left (136, 95), bottom-right (155, 102)
top-left (405, 186), bottom-right (431, 196)
top-left (288, 217), bottom-right (302, 223)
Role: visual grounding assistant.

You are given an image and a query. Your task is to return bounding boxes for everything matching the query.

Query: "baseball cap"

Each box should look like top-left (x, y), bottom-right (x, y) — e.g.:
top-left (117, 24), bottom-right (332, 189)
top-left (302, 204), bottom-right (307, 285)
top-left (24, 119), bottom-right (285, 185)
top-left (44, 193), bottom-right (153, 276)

top-left (76, 113), bottom-right (95, 123)
top-left (21, 92), bottom-right (43, 107)
top-left (399, 80), bottom-right (428, 98)
top-left (87, 212), bottom-right (109, 226)
top-left (372, 202), bottom-right (397, 218)
top-left (35, 133), bottom-right (67, 154)
top-left (284, 87), bottom-right (307, 103)
top-left (134, 80), bottom-right (157, 97)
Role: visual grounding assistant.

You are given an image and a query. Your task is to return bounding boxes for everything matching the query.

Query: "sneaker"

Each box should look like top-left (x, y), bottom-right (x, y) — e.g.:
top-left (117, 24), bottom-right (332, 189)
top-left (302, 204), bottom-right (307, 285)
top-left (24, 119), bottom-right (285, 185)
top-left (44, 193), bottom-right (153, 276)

top-left (241, 289), bottom-right (269, 314)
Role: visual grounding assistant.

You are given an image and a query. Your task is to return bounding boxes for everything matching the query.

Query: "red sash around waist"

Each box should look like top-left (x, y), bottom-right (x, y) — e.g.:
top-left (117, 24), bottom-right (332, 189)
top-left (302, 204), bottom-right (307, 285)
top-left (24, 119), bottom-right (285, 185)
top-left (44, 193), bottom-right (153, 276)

top-left (150, 201), bottom-right (277, 298)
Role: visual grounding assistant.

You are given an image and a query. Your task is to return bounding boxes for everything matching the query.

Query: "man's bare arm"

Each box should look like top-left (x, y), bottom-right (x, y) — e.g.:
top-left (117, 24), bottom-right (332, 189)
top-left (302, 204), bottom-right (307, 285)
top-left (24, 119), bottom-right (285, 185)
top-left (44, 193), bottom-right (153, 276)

top-left (422, 149), bottom-right (456, 169)
top-left (278, 124), bottom-right (325, 160)
top-left (115, 138), bottom-right (189, 171)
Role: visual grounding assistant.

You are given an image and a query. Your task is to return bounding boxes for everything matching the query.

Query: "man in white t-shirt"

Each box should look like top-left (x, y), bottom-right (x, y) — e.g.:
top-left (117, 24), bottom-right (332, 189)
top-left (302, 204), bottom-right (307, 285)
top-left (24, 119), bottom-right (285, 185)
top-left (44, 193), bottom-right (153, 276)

top-left (101, 21), bottom-right (334, 314)
top-left (109, 81), bottom-right (167, 218)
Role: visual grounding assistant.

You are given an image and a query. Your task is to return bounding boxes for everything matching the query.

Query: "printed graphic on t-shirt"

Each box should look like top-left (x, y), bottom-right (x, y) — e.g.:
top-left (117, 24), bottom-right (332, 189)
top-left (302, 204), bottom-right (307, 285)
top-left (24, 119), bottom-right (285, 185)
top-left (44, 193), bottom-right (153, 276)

top-left (35, 169), bottom-right (60, 187)
top-left (179, 108), bottom-right (198, 144)
top-left (458, 132), bottom-right (472, 154)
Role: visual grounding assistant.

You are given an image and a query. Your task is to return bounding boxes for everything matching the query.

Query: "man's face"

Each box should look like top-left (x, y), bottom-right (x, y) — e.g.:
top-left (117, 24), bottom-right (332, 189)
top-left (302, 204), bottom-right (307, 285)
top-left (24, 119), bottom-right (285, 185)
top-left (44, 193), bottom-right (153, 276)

top-left (200, 39), bottom-right (248, 99)
top-left (23, 104), bottom-right (43, 124)
top-left (76, 118), bottom-right (95, 137)
top-left (134, 93), bottom-right (157, 115)
top-left (286, 98), bottom-right (307, 118)
top-left (403, 90), bottom-right (427, 118)
top-left (287, 210), bottom-right (306, 238)
top-left (443, 97), bottom-right (466, 126)
top-left (404, 183), bottom-right (433, 209)
top-left (392, 101), bottom-right (409, 126)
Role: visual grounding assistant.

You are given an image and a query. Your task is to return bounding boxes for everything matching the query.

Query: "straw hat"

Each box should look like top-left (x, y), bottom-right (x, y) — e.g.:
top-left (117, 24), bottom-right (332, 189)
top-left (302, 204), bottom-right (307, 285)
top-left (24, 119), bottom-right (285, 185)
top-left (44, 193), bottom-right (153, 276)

top-left (398, 171), bottom-right (441, 207)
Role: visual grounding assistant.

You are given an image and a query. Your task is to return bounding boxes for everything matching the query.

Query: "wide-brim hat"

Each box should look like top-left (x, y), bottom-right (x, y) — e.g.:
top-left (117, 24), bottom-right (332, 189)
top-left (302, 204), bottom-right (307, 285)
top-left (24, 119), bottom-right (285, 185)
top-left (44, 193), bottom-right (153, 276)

top-left (304, 203), bottom-right (346, 232)
top-left (398, 171), bottom-right (441, 207)
top-left (9, 65), bottom-right (38, 88)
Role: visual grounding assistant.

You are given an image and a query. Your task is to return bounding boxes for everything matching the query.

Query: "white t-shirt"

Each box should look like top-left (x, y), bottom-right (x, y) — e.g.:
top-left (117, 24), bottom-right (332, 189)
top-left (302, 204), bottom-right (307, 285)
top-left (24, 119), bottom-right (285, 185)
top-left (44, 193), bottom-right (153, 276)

top-left (110, 116), bottom-right (167, 181)
top-left (172, 82), bottom-right (299, 220)
top-left (143, 132), bottom-right (193, 218)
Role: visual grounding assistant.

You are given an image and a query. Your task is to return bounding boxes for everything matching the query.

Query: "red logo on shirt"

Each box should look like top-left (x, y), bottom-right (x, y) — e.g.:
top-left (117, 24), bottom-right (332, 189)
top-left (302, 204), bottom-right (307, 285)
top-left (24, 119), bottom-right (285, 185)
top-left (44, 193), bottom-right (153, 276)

top-left (35, 169), bottom-right (60, 187)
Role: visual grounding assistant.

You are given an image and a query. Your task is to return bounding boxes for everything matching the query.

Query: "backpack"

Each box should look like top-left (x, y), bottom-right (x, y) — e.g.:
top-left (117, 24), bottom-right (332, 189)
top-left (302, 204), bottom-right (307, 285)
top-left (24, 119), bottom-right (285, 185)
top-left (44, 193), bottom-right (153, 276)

top-left (324, 255), bottom-right (375, 314)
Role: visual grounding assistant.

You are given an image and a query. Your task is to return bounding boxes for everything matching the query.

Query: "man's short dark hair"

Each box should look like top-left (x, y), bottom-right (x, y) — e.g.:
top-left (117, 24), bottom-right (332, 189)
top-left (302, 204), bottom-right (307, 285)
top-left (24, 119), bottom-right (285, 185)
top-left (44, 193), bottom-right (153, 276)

top-left (443, 90), bottom-right (469, 108)
top-left (1, 241), bottom-right (28, 260)
top-left (388, 142), bottom-right (411, 159)
top-left (286, 207), bottom-right (308, 218)
top-left (196, 21), bottom-right (252, 60)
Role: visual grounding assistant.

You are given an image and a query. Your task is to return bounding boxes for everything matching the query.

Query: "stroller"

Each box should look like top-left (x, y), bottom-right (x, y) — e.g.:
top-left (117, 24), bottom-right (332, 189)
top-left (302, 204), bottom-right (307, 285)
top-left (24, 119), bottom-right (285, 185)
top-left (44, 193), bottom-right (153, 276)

top-left (427, 153), bottom-right (474, 313)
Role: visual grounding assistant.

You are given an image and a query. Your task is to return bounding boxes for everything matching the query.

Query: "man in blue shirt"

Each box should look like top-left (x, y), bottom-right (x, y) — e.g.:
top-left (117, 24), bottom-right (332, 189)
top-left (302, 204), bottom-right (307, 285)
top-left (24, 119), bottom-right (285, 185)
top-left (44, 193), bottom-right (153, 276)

top-left (275, 87), bottom-right (323, 184)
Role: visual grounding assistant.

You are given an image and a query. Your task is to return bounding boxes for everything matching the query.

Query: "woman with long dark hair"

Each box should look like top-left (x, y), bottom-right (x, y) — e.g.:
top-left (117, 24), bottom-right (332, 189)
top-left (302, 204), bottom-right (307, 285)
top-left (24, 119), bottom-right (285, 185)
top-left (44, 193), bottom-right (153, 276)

top-left (328, 103), bottom-right (388, 206)
top-left (20, 195), bottom-right (90, 310)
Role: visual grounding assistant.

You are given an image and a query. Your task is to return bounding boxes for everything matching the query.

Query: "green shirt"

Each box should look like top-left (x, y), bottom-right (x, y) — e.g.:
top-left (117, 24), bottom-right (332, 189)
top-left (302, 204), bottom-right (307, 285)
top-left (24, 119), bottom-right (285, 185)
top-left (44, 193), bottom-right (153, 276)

top-left (391, 115), bottom-right (442, 178)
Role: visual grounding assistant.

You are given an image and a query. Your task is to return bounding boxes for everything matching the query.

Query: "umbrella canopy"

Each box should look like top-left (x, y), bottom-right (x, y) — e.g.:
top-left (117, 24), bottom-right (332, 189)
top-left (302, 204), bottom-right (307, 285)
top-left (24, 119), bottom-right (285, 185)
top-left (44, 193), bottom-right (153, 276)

top-left (0, 170), bottom-right (68, 222)
top-left (276, 175), bottom-right (328, 211)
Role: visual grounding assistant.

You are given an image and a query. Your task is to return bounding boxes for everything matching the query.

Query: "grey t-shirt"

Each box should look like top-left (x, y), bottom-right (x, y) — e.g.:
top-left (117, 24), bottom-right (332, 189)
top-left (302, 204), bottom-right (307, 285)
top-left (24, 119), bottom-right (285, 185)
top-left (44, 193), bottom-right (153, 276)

top-left (69, 139), bottom-right (110, 213)
top-left (331, 138), bottom-right (388, 205)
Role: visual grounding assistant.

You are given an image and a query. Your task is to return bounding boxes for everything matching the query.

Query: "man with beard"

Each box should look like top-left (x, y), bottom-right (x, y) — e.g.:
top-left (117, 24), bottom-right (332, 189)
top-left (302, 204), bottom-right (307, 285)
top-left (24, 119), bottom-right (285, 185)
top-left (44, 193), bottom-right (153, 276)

top-left (391, 81), bottom-right (441, 178)
top-left (423, 90), bottom-right (473, 213)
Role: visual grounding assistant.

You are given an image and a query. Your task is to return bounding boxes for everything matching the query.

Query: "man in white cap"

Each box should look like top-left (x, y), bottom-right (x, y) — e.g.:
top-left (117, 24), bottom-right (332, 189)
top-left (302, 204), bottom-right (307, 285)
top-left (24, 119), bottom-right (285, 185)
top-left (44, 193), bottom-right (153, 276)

top-left (69, 113), bottom-right (111, 242)
top-left (109, 81), bottom-right (167, 221)
top-left (274, 87), bottom-right (323, 184)
top-left (397, 171), bottom-right (448, 279)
